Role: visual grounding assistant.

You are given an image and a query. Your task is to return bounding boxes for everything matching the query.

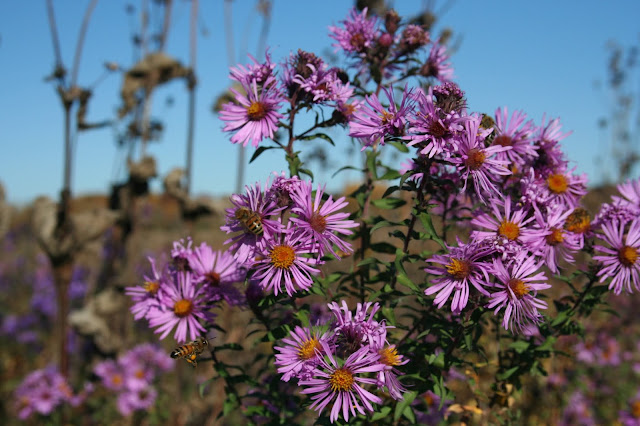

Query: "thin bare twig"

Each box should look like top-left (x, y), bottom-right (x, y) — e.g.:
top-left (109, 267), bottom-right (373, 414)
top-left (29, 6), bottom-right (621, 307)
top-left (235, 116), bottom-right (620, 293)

top-left (71, 0), bottom-right (99, 87)
top-left (185, 0), bottom-right (198, 195)
top-left (45, 0), bottom-right (64, 73)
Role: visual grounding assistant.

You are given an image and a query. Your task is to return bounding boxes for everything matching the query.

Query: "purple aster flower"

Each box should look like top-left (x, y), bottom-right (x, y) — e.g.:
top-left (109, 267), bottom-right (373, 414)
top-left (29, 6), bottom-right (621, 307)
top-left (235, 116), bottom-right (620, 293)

top-left (329, 7), bottom-right (379, 55)
top-left (229, 51), bottom-right (275, 86)
top-left (593, 219), bottom-right (640, 294)
top-left (544, 167), bottom-right (588, 209)
top-left (274, 326), bottom-right (332, 382)
top-left (529, 115), bottom-right (571, 173)
top-left (596, 334), bottom-right (622, 366)
top-left (574, 338), bottom-right (598, 364)
top-left (619, 389), bottom-right (640, 426)
top-left (171, 237), bottom-right (194, 271)
top-left (266, 171), bottom-right (302, 208)
top-left (126, 256), bottom-right (166, 320)
top-left (592, 199), bottom-right (638, 231)
top-left (370, 337), bottom-right (409, 401)
top-left (424, 239), bottom-right (493, 313)
top-left (397, 24), bottom-right (430, 55)
top-left (290, 180), bottom-right (357, 258)
top-left (221, 179), bottom-right (285, 263)
top-left (447, 115), bottom-right (512, 200)
top-left (328, 300), bottom-right (391, 355)
top-left (147, 271), bottom-right (214, 343)
top-left (406, 87), bottom-right (465, 158)
top-left (219, 76), bottom-right (284, 148)
top-left (492, 106), bottom-right (537, 168)
top-left (420, 41), bottom-right (454, 82)
top-left (349, 85), bottom-right (414, 150)
top-left (293, 62), bottom-right (353, 104)
top-left (250, 227), bottom-right (320, 296)
top-left (300, 341), bottom-right (385, 423)
top-left (433, 81), bottom-right (467, 114)
top-left (471, 195), bottom-right (537, 257)
top-left (521, 206), bottom-right (582, 274)
top-left (487, 252), bottom-right (550, 333)
top-left (189, 242), bottom-right (246, 306)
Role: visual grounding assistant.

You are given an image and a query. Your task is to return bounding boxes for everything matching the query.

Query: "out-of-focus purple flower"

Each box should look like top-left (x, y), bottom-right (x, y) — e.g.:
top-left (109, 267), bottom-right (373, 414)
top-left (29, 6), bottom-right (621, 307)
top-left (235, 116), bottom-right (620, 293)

top-left (219, 76), bottom-right (284, 148)
top-left (530, 115), bottom-right (570, 173)
top-left (274, 326), bottom-right (332, 382)
top-left (266, 172), bottom-right (302, 209)
top-left (593, 219), bottom-right (640, 295)
top-left (94, 359), bottom-right (127, 391)
top-left (148, 271), bottom-right (214, 343)
top-left (250, 227), bottom-right (320, 296)
top-left (420, 41), bottom-right (454, 82)
top-left (424, 238), bottom-right (493, 313)
top-left (329, 7), bottom-right (379, 55)
top-left (290, 180), bottom-right (357, 259)
top-left (447, 115), bottom-right (511, 200)
top-left (487, 252), bottom-right (550, 333)
top-left (299, 341), bottom-right (385, 423)
top-left (413, 390), bottom-right (451, 425)
top-left (619, 389), bottom-right (640, 426)
top-left (309, 302), bottom-right (332, 326)
top-left (117, 386), bottom-right (158, 417)
top-left (349, 85), bottom-right (414, 150)
top-left (592, 199), bottom-right (638, 231)
top-left (14, 366), bottom-right (78, 419)
top-left (397, 24), bottom-right (430, 55)
top-left (559, 391), bottom-right (596, 426)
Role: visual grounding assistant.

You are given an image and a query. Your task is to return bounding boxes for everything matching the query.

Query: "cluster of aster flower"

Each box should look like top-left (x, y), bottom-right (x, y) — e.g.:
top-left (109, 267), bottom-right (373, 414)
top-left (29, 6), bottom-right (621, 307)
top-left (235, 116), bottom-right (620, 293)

top-left (274, 300), bottom-right (408, 423)
top-left (93, 343), bottom-right (173, 416)
top-left (221, 173), bottom-right (357, 296)
top-left (13, 366), bottom-right (91, 420)
top-left (219, 8), bottom-right (452, 149)
top-left (126, 241), bottom-right (246, 343)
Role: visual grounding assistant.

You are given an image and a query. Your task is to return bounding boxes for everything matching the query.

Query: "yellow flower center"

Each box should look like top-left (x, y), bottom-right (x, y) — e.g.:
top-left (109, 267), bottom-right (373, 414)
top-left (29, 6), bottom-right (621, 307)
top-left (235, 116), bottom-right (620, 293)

top-left (379, 346), bottom-right (401, 366)
top-left (631, 400), bottom-right (640, 418)
top-left (424, 393), bottom-right (434, 406)
top-left (135, 369), bottom-right (145, 379)
top-left (112, 374), bottom-right (123, 386)
top-left (545, 227), bottom-right (564, 246)
top-left (446, 258), bottom-right (471, 280)
top-left (498, 220), bottom-right (520, 240)
top-left (173, 299), bottom-right (193, 318)
top-left (508, 278), bottom-right (529, 299)
top-left (547, 173), bottom-right (568, 194)
top-left (493, 134), bottom-right (513, 147)
top-left (310, 211), bottom-right (328, 233)
top-left (329, 368), bottom-right (354, 392)
top-left (465, 148), bottom-right (486, 170)
top-left (143, 281), bottom-right (159, 294)
top-left (380, 110), bottom-right (394, 125)
top-left (618, 245), bottom-right (638, 267)
top-left (247, 101), bottom-right (267, 120)
top-left (270, 245), bottom-right (295, 269)
top-left (564, 208), bottom-right (591, 234)
top-left (297, 336), bottom-right (321, 360)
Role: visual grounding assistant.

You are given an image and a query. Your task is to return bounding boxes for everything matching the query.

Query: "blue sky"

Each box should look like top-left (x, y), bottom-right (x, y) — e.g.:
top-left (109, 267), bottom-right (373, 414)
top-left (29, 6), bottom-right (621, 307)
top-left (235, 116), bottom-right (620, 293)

top-left (1, 0), bottom-right (639, 205)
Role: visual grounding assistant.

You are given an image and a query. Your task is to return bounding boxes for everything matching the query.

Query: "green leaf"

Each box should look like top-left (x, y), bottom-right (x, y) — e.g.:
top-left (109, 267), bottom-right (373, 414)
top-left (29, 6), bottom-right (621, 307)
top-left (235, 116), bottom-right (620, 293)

top-left (370, 242), bottom-right (398, 254)
top-left (388, 140), bottom-right (409, 153)
top-left (298, 132), bottom-right (335, 146)
top-left (366, 150), bottom-right (379, 180)
top-left (397, 273), bottom-right (419, 292)
top-left (418, 211), bottom-right (445, 249)
top-left (378, 169), bottom-right (401, 180)
top-left (332, 165), bottom-right (362, 178)
top-left (509, 341), bottom-right (530, 354)
top-left (497, 366), bottom-right (520, 380)
top-left (394, 391), bottom-right (418, 422)
top-left (370, 219), bottom-right (395, 233)
top-left (371, 406), bottom-right (392, 421)
top-left (198, 377), bottom-right (215, 397)
top-left (372, 198), bottom-right (406, 209)
top-left (249, 145), bottom-right (277, 163)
